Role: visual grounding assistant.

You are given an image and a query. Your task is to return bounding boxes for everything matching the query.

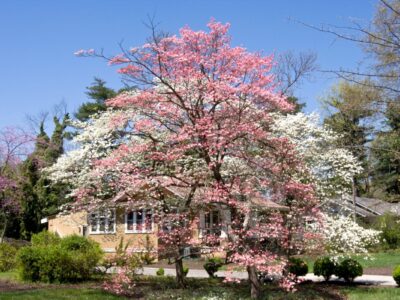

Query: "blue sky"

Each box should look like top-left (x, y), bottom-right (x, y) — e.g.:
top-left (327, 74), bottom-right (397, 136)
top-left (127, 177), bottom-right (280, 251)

top-left (0, 0), bottom-right (376, 131)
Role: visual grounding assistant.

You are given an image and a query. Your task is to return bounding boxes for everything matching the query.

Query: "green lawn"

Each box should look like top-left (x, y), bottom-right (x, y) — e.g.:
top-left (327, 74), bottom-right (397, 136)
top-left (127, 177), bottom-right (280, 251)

top-left (0, 288), bottom-right (126, 300)
top-left (0, 270), bottom-right (18, 281)
top-left (301, 249), bottom-right (400, 272)
top-left (342, 286), bottom-right (400, 300)
top-left (2, 283), bottom-right (400, 300)
top-left (1, 273), bottom-right (400, 300)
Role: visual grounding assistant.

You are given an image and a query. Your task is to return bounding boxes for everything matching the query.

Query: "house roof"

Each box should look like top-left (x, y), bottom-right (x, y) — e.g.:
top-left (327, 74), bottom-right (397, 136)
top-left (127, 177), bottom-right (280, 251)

top-left (330, 195), bottom-right (400, 217)
top-left (112, 184), bottom-right (288, 211)
top-left (250, 196), bottom-right (289, 211)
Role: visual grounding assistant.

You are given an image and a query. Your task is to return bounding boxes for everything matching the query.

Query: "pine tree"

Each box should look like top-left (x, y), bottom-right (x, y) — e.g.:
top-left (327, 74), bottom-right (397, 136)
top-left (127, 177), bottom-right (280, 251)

top-left (19, 115), bottom-right (70, 239)
top-left (75, 78), bottom-right (117, 122)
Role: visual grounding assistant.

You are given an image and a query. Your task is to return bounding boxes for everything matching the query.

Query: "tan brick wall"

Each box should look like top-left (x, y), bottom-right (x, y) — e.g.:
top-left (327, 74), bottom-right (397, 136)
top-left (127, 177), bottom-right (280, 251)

top-left (48, 208), bottom-right (158, 255)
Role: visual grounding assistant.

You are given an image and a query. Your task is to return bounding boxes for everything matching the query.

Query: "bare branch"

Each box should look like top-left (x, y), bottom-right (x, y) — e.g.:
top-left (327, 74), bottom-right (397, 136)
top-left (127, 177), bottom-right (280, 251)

top-left (274, 50), bottom-right (317, 96)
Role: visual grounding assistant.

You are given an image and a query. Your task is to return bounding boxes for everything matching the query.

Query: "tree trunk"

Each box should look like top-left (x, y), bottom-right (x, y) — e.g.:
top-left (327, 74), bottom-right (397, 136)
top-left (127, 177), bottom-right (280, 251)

top-left (175, 258), bottom-right (185, 288)
top-left (247, 265), bottom-right (261, 300)
top-left (352, 178), bottom-right (357, 222)
top-left (0, 218), bottom-right (7, 244)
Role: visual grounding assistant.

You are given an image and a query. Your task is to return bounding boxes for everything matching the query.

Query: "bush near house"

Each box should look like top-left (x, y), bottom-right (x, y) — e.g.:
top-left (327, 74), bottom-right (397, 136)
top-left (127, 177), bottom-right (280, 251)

top-left (17, 231), bottom-right (103, 283)
top-left (0, 243), bottom-right (17, 272)
top-left (373, 213), bottom-right (400, 249)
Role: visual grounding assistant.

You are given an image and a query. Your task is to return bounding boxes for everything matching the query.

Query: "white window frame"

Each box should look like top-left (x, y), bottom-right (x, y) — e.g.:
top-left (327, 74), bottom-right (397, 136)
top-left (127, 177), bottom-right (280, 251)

top-left (125, 209), bottom-right (154, 233)
top-left (205, 210), bottom-right (220, 231)
top-left (89, 208), bottom-right (116, 234)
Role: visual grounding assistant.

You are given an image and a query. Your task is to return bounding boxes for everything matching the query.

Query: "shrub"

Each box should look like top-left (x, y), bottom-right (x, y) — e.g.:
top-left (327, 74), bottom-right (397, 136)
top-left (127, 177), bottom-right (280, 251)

top-left (393, 265), bottom-right (400, 285)
top-left (0, 243), bottom-right (18, 272)
top-left (139, 235), bottom-right (156, 265)
top-left (156, 267), bottom-right (165, 276)
top-left (183, 266), bottom-right (189, 277)
top-left (287, 257), bottom-right (308, 277)
top-left (336, 259), bottom-right (363, 282)
top-left (139, 251), bottom-right (156, 265)
top-left (31, 231), bottom-right (61, 247)
top-left (313, 256), bottom-right (337, 281)
top-left (203, 257), bottom-right (223, 278)
top-left (102, 238), bottom-right (143, 276)
top-left (374, 213), bottom-right (400, 249)
top-left (17, 232), bottom-right (103, 283)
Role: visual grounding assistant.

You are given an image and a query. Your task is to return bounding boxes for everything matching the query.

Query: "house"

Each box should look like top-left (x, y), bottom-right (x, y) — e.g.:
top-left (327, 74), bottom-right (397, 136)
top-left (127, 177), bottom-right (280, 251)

top-left (48, 186), bottom-right (288, 258)
top-left (328, 195), bottom-right (400, 218)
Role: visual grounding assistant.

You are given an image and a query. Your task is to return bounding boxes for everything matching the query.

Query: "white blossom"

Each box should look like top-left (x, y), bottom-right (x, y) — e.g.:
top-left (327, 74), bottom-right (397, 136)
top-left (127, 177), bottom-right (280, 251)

top-left (322, 214), bottom-right (381, 255)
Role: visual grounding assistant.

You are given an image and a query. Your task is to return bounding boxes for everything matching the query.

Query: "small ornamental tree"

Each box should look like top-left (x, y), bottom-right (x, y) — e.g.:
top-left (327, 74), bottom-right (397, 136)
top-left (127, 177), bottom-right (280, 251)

top-left (0, 127), bottom-right (32, 242)
top-left (49, 21), bottom-right (354, 298)
top-left (74, 21), bottom-right (320, 298)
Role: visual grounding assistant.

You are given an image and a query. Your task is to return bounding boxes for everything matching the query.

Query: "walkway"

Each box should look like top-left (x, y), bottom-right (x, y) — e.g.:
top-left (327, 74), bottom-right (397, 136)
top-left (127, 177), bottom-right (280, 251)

top-left (141, 267), bottom-right (397, 286)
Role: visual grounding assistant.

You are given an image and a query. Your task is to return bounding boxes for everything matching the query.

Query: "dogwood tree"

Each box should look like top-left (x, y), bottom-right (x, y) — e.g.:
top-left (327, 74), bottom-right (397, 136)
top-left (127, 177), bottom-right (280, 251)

top-left (48, 111), bottom-right (363, 297)
top-left (271, 112), bottom-right (363, 203)
top-left (51, 21), bottom-right (328, 298)
top-left (322, 214), bottom-right (381, 256)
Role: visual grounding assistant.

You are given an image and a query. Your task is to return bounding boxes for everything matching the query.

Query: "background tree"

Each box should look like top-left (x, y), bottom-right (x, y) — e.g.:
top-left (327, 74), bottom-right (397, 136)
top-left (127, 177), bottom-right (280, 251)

top-left (75, 77), bottom-right (117, 122)
top-left (304, 0), bottom-right (400, 101)
top-left (371, 101), bottom-right (400, 201)
top-left (0, 127), bottom-right (32, 241)
top-left (305, 0), bottom-right (400, 204)
top-left (19, 114), bottom-right (69, 239)
top-left (322, 81), bottom-right (379, 196)
top-left (273, 50), bottom-right (317, 113)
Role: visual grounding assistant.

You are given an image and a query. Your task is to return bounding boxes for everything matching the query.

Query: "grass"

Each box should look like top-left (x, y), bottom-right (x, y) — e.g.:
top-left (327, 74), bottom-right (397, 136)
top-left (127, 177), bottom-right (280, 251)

top-left (0, 270), bottom-right (18, 281)
top-left (301, 249), bottom-right (400, 272)
top-left (0, 288), bottom-right (126, 300)
top-left (355, 250), bottom-right (400, 269)
top-left (1, 272), bottom-right (400, 300)
top-left (342, 286), bottom-right (400, 300)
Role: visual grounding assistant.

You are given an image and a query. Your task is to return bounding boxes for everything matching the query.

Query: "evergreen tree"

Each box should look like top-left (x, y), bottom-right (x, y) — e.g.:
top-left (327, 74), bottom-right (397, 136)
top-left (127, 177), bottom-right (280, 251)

top-left (19, 115), bottom-right (70, 239)
top-left (75, 78), bottom-right (117, 122)
top-left (372, 101), bottom-right (400, 201)
top-left (19, 123), bottom-right (49, 238)
top-left (323, 81), bottom-right (378, 195)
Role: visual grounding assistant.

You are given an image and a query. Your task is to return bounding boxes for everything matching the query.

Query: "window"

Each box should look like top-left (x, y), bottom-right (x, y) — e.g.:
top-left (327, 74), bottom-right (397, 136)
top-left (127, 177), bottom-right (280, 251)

top-left (125, 209), bottom-right (153, 233)
top-left (204, 210), bottom-right (221, 235)
top-left (89, 209), bottom-right (115, 234)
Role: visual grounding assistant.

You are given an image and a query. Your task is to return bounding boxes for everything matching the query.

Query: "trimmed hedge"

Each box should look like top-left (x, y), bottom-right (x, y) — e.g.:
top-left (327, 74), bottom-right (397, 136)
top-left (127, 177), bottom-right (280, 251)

top-left (313, 257), bottom-right (337, 281)
top-left (393, 265), bottom-right (400, 285)
top-left (336, 258), bottom-right (363, 282)
top-left (183, 266), bottom-right (189, 277)
top-left (203, 257), bottom-right (224, 278)
top-left (287, 257), bottom-right (308, 277)
top-left (156, 267), bottom-right (165, 276)
top-left (17, 231), bottom-right (103, 283)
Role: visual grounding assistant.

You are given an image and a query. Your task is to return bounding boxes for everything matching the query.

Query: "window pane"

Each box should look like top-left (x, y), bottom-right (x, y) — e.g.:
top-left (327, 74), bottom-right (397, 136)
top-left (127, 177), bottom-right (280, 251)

top-left (99, 216), bottom-right (106, 232)
top-left (145, 210), bottom-right (152, 231)
top-left (107, 210), bottom-right (115, 232)
top-left (90, 213), bottom-right (97, 232)
top-left (136, 210), bottom-right (143, 231)
top-left (127, 211), bottom-right (134, 230)
top-left (205, 212), bottom-right (211, 228)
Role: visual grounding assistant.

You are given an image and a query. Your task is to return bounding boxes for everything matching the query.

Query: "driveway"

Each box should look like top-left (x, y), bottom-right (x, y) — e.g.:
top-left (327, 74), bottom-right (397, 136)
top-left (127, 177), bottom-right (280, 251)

top-left (142, 267), bottom-right (397, 286)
